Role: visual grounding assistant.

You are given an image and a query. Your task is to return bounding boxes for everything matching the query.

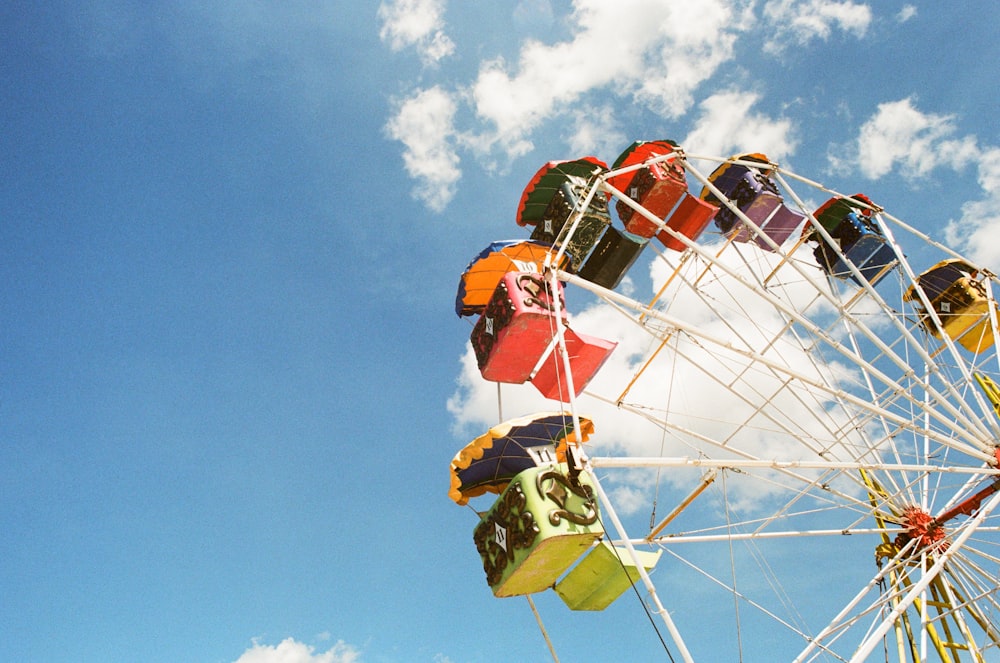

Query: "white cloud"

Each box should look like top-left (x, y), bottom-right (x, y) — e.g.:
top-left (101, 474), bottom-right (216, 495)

top-left (383, 0), bottom-right (758, 211)
top-left (853, 97), bottom-right (979, 179)
top-left (763, 0), bottom-right (872, 53)
top-left (897, 5), bottom-right (917, 22)
top-left (631, 1), bottom-right (751, 118)
top-left (233, 637), bottom-right (361, 663)
top-left (945, 147), bottom-right (1000, 267)
top-left (974, 148), bottom-right (1000, 199)
top-left (607, 479), bottom-right (654, 516)
top-left (466, 0), bottom-right (748, 160)
top-left (565, 104), bottom-right (627, 159)
top-left (681, 90), bottom-right (798, 162)
top-left (377, 0), bottom-right (455, 65)
top-left (385, 86), bottom-right (462, 212)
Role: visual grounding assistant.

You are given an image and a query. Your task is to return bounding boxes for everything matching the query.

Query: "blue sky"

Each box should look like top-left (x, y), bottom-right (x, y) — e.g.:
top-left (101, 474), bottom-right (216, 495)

top-left (3, 1), bottom-right (1000, 662)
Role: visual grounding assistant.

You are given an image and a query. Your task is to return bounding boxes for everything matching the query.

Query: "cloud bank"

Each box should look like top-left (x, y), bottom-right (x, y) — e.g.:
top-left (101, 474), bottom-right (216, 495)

top-left (381, 0), bottom-right (874, 211)
top-left (763, 0), bottom-right (872, 53)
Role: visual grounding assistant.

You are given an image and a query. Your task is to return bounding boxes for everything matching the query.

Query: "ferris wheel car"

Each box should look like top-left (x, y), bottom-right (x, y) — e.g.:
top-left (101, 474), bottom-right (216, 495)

top-left (516, 157), bottom-right (609, 228)
top-left (454, 239), bottom-right (565, 317)
top-left (905, 258), bottom-right (999, 353)
top-left (470, 270), bottom-right (617, 391)
top-left (651, 193), bottom-right (719, 252)
top-left (470, 271), bottom-right (568, 384)
top-left (608, 139), bottom-right (719, 252)
top-left (529, 327), bottom-right (617, 402)
top-left (530, 178), bottom-right (611, 273)
top-left (554, 541), bottom-right (661, 611)
top-left (702, 153), bottom-right (805, 250)
top-left (473, 463), bottom-right (602, 597)
top-left (809, 195), bottom-right (897, 286)
top-left (576, 225), bottom-right (647, 290)
top-left (609, 140), bottom-right (688, 236)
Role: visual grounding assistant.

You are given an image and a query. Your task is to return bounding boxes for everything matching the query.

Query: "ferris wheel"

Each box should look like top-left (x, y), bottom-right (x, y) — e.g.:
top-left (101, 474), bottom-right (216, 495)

top-left (449, 141), bottom-right (1000, 662)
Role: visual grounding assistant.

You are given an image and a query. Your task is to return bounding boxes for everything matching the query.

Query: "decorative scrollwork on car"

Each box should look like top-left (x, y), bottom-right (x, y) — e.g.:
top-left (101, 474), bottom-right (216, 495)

top-left (504, 483), bottom-right (539, 550)
top-left (473, 482), bottom-right (539, 586)
top-left (536, 468), bottom-right (598, 526)
top-left (516, 273), bottom-right (564, 313)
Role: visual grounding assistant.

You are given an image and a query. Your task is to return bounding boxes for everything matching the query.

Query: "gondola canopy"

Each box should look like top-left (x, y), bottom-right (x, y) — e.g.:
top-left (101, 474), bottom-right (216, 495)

top-left (448, 412), bottom-right (594, 505)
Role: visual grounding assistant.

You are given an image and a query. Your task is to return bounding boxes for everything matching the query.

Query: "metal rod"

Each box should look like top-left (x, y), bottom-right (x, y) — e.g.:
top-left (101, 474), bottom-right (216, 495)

top-left (647, 469), bottom-right (718, 541)
top-left (590, 456), bottom-right (1000, 476)
top-left (526, 595), bottom-right (560, 663)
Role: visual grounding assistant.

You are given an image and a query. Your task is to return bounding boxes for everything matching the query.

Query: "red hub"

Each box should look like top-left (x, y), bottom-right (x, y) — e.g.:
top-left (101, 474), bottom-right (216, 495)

top-left (887, 447), bottom-right (1000, 555)
top-left (895, 505), bottom-right (948, 552)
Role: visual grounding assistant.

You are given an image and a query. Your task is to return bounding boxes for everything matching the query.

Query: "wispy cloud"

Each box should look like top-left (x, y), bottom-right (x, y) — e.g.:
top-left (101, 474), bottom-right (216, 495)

top-left (853, 97), bottom-right (979, 179)
top-left (513, 0), bottom-right (555, 31)
top-left (682, 90), bottom-right (798, 162)
top-left (378, 0), bottom-right (455, 66)
top-left (384, 0), bottom-right (755, 210)
top-left (384, 86), bottom-right (461, 212)
top-left (564, 103), bottom-right (627, 159)
top-left (897, 5), bottom-right (918, 22)
top-left (763, 0), bottom-right (872, 53)
top-left (465, 0), bottom-right (748, 159)
top-left (233, 637), bottom-right (361, 663)
top-left (947, 148), bottom-right (1000, 267)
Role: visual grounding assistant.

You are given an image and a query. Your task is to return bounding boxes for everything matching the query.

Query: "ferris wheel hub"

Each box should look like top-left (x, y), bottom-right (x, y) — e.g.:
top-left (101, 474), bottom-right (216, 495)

top-left (895, 505), bottom-right (948, 552)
